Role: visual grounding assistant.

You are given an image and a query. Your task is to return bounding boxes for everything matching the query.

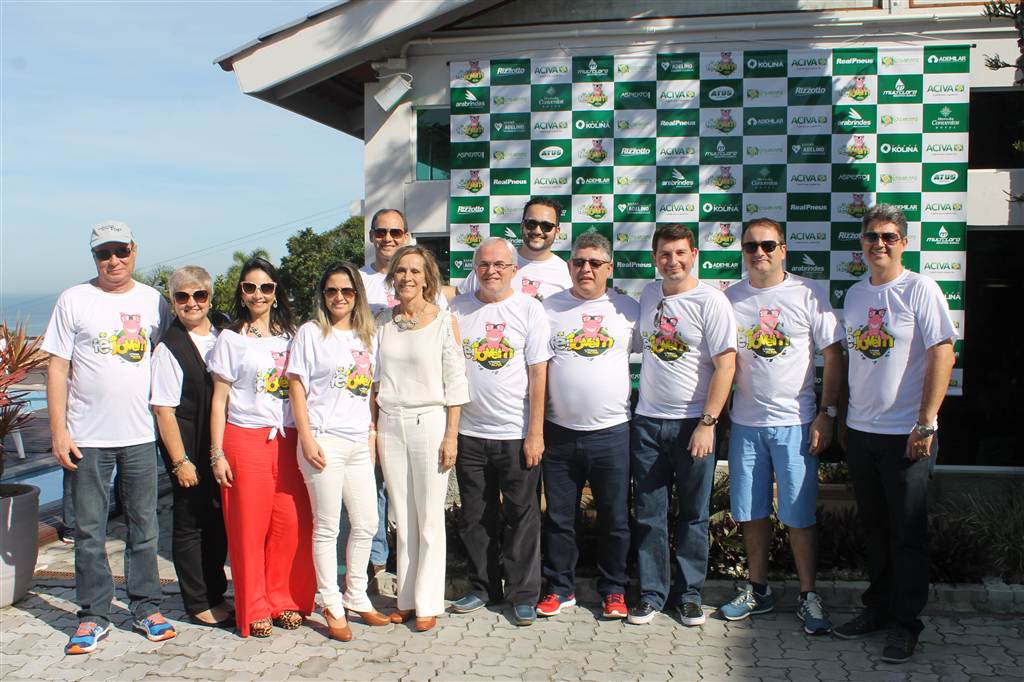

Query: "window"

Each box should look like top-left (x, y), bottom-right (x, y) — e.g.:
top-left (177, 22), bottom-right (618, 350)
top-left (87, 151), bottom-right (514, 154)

top-left (413, 234), bottom-right (451, 282)
top-left (969, 89), bottom-right (1024, 169)
top-left (416, 108), bottom-right (450, 181)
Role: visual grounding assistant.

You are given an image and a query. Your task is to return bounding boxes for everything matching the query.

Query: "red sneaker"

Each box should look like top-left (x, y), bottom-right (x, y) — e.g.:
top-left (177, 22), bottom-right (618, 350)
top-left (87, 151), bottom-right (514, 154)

top-left (535, 593), bottom-right (576, 617)
top-left (603, 593), bottom-right (627, 619)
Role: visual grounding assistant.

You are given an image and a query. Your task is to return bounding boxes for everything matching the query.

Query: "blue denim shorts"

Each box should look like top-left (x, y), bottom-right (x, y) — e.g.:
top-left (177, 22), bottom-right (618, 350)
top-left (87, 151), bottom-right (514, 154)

top-left (727, 422), bottom-right (817, 528)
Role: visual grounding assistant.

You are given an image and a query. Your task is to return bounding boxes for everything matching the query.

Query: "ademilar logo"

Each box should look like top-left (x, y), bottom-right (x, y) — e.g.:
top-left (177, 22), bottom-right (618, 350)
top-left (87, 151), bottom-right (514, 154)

top-left (256, 351), bottom-right (290, 399)
top-left (93, 312), bottom-right (149, 363)
top-left (848, 307), bottom-right (895, 360)
top-left (643, 314), bottom-right (689, 362)
top-left (553, 314), bottom-right (615, 358)
top-left (331, 350), bottom-right (373, 397)
top-left (739, 307), bottom-right (792, 359)
top-left (464, 322), bottom-right (515, 370)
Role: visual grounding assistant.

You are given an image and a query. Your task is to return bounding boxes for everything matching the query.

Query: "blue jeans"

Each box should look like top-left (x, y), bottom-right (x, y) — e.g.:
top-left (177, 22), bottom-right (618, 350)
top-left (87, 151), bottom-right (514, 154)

top-left (338, 462), bottom-right (389, 569)
top-left (631, 416), bottom-right (717, 609)
top-left (73, 443), bottom-right (162, 626)
top-left (541, 421), bottom-right (630, 597)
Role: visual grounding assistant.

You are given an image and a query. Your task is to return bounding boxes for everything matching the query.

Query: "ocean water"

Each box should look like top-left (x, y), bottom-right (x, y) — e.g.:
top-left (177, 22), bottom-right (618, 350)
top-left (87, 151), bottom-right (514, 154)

top-left (1, 292), bottom-right (57, 337)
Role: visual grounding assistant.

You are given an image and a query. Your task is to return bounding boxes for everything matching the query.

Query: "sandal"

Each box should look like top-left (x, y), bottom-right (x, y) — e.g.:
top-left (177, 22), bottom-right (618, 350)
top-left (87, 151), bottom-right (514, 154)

top-left (272, 610), bottom-right (303, 630)
top-left (249, 617), bottom-right (273, 638)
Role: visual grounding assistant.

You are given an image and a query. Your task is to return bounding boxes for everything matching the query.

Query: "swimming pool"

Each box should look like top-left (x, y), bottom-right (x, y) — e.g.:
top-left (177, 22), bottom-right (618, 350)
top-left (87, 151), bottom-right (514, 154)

top-left (6, 466), bottom-right (63, 506)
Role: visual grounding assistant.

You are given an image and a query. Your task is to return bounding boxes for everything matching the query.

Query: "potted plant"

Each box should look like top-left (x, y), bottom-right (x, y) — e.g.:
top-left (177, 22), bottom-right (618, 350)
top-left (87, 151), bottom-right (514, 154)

top-left (0, 321), bottom-right (47, 607)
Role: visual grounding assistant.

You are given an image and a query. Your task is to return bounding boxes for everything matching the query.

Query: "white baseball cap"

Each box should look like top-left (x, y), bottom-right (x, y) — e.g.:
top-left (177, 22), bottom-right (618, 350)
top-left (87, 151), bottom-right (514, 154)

top-left (89, 220), bottom-right (134, 249)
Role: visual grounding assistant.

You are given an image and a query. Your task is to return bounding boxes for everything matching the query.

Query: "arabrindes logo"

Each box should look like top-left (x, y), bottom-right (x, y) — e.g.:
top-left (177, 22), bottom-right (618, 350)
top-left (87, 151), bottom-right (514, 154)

top-left (739, 307), bottom-right (792, 359)
top-left (464, 323), bottom-right (515, 370)
top-left (848, 307), bottom-right (895, 360)
top-left (553, 314), bottom-right (615, 357)
top-left (787, 251), bottom-right (828, 279)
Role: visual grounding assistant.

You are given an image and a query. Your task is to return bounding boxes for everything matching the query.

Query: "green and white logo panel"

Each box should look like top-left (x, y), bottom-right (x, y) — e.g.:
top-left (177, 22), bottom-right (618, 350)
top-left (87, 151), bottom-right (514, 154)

top-left (489, 196), bottom-right (526, 223)
top-left (614, 194), bottom-right (657, 222)
top-left (700, 165), bottom-right (742, 194)
top-left (787, 193), bottom-right (831, 222)
top-left (700, 80), bottom-right (743, 107)
top-left (572, 194), bottom-right (614, 222)
top-left (832, 164), bottom-right (875, 192)
top-left (531, 167), bottom-right (572, 195)
top-left (744, 107), bottom-right (787, 135)
top-left (787, 164), bottom-right (830, 193)
top-left (922, 163), bottom-right (967, 192)
top-left (491, 85), bottom-right (531, 112)
top-left (743, 194), bottom-right (787, 222)
top-left (833, 48), bottom-right (877, 75)
top-left (451, 142), bottom-right (490, 169)
top-left (450, 251), bottom-right (476, 280)
top-left (489, 141), bottom-right (530, 168)
top-left (532, 84), bottom-right (572, 111)
top-left (531, 60), bottom-right (570, 83)
top-left (788, 135), bottom-right (831, 163)
top-left (876, 163), bottom-right (921, 192)
top-left (702, 52), bottom-right (743, 79)
top-left (614, 222), bottom-right (655, 250)
top-left (699, 221), bottom-right (741, 251)
top-left (573, 82), bottom-right (613, 110)
top-left (614, 138), bottom-right (657, 166)
top-left (878, 104), bottom-right (923, 133)
top-left (453, 114), bottom-right (490, 142)
top-left (613, 165), bottom-right (656, 194)
top-left (788, 77), bottom-right (831, 106)
top-left (834, 74), bottom-right (877, 105)
top-left (831, 223), bottom-right (863, 251)
top-left (451, 223), bottom-right (487, 251)
top-left (657, 53), bottom-right (700, 80)
top-left (921, 221), bottom-right (966, 251)
top-left (657, 137), bottom-right (700, 165)
top-left (656, 166), bottom-right (700, 194)
top-left (491, 59), bottom-right (530, 86)
top-left (452, 86), bottom-right (490, 114)
top-left (452, 60), bottom-right (490, 87)
top-left (573, 110), bottom-right (615, 138)
top-left (700, 108), bottom-right (743, 136)
top-left (614, 250), bottom-right (656, 280)
top-left (613, 111), bottom-right (657, 138)
top-left (829, 279), bottom-right (858, 311)
top-left (656, 80), bottom-right (700, 108)
top-left (833, 133), bottom-right (876, 164)
top-left (788, 106), bottom-right (831, 135)
top-left (743, 78), bottom-right (787, 106)
top-left (786, 225), bottom-right (830, 251)
top-left (878, 48), bottom-right (923, 75)
top-left (744, 136), bottom-right (787, 163)
top-left (572, 222), bottom-right (614, 246)
top-left (922, 133), bottom-right (968, 163)
top-left (832, 105), bottom-right (875, 134)
top-left (937, 280), bottom-right (965, 311)
top-left (788, 50), bottom-right (832, 76)
top-left (745, 50), bottom-right (788, 78)
top-left (875, 192), bottom-right (922, 221)
top-left (572, 166), bottom-right (615, 195)
top-left (531, 111), bottom-right (571, 138)
top-left (700, 137), bottom-right (743, 164)
top-left (877, 133), bottom-right (922, 163)
top-left (923, 103), bottom-right (968, 133)
top-left (920, 251), bottom-right (966, 280)
top-left (657, 109), bottom-right (700, 137)
top-left (491, 168), bottom-right (531, 195)
top-left (491, 113), bottom-right (529, 141)
top-left (743, 164), bottom-right (786, 194)
top-left (699, 251), bottom-right (742, 280)
top-left (878, 75), bottom-right (923, 104)
top-left (832, 192), bottom-right (875, 222)
top-left (831, 250), bottom-right (870, 281)
top-left (924, 45), bottom-right (970, 73)
top-left (613, 57), bottom-right (656, 82)
top-left (531, 140), bottom-right (572, 167)
top-left (923, 74), bottom-right (969, 103)
top-left (573, 56), bottom-right (614, 83)
top-left (453, 168), bottom-right (489, 196)
top-left (572, 138), bottom-right (613, 166)
top-left (450, 196), bottom-right (490, 224)
top-left (699, 193), bottom-right (742, 221)
top-left (615, 82), bottom-right (657, 109)
top-left (490, 223), bottom-right (524, 247)
top-left (786, 250), bottom-right (830, 280)
top-left (657, 195), bottom-right (700, 222)
top-left (922, 193), bottom-right (967, 222)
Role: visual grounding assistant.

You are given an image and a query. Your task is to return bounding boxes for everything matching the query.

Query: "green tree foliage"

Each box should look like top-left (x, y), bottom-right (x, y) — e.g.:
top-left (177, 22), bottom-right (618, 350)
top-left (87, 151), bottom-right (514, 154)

top-left (134, 265), bottom-right (175, 299)
top-left (279, 216), bottom-right (365, 320)
top-left (212, 248), bottom-right (271, 316)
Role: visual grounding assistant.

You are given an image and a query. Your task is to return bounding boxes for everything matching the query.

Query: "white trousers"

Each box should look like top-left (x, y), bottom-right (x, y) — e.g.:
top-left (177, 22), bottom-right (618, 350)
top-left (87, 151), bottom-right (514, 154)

top-left (297, 433), bottom-right (377, 613)
top-left (379, 407), bottom-right (450, 617)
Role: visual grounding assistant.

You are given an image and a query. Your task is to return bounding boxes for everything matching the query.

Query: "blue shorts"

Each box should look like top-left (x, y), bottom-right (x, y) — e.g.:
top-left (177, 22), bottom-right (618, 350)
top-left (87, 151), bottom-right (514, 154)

top-left (727, 422), bottom-right (817, 528)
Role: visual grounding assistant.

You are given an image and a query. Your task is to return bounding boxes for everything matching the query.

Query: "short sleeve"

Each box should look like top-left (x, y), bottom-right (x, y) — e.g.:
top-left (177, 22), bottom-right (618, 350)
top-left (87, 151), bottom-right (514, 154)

top-left (152, 295), bottom-right (173, 345)
top-left (40, 295), bottom-right (76, 361)
top-left (704, 291), bottom-right (738, 356)
top-left (150, 344), bottom-right (184, 407)
top-left (808, 288), bottom-right (843, 350)
top-left (285, 324), bottom-right (314, 386)
top-left (206, 332), bottom-right (239, 383)
top-left (524, 297), bottom-right (553, 365)
top-left (914, 277), bottom-right (957, 348)
top-left (441, 312), bottom-right (471, 406)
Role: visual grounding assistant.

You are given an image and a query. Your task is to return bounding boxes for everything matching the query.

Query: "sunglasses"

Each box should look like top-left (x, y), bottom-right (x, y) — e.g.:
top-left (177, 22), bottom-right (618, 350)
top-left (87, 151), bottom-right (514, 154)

top-left (172, 290), bottom-right (210, 305)
top-left (92, 245), bottom-right (132, 261)
top-left (240, 281), bottom-right (277, 295)
top-left (323, 286), bottom-right (356, 299)
top-left (570, 257), bottom-right (610, 270)
top-left (372, 228), bottom-right (406, 239)
top-left (741, 240), bottom-right (781, 254)
top-left (861, 232), bottom-right (903, 245)
top-left (476, 261), bottom-right (514, 272)
top-left (523, 218), bottom-right (557, 233)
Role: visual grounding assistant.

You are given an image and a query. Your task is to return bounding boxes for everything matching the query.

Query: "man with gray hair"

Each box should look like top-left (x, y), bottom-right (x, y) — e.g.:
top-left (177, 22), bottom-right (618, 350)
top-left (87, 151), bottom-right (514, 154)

top-left (449, 237), bottom-right (551, 626)
top-left (537, 232), bottom-right (639, 620)
top-left (833, 204), bottom-right (956, 664)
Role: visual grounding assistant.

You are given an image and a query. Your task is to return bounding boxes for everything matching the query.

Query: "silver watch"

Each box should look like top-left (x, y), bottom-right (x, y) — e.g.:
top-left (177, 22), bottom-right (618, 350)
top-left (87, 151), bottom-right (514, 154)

top-left (821, 405), bottom-right (838, 419)
top-left (914, 422), bottom-right (937, 437)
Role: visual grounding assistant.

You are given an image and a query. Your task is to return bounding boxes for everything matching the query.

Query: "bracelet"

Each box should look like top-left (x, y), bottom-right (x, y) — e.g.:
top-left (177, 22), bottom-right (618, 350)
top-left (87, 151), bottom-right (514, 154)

top-left (171, 455), bottom-right (191, 474)
top-left (209, 448), bottom-right (225, 465)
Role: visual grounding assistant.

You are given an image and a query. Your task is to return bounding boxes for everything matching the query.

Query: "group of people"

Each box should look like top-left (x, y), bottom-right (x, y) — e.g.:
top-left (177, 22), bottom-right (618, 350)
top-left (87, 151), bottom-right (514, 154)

top-left (45, 198), bottom-right (955, 665)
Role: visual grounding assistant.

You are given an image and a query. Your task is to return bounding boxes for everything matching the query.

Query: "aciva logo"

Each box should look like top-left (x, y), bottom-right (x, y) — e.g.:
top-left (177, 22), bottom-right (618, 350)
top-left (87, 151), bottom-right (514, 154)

top-left (740, 307), bottom-right (792, 359)
top-left (849, 307), bottom-right (895, 360)
top-left (257, 351), bottom-right (290, 399)
top-left (644, 314), bottom-right (689, 361)
top-left (331, 349), bottom-right (373, 397)
top-left (464, 322), bottom-right (515, 370)
top-left (93, 312), bottom-right (149, 363)
top-left (553, 314), bottom-right (616, 357)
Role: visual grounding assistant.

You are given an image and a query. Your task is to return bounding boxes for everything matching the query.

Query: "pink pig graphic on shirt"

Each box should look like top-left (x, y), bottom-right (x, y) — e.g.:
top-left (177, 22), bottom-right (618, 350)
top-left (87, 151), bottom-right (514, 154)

top-left (350, 349), bottom-right (372, 379)
top-left (656, 316), bottom-right (679, 345)
top-left (758, 307), bottom-right (785, 341)
top-left (119, 313), bottom-right (142, 342)
top-left (863, 308), bottom-right (887, 340)
top-left (481, 322), bottom-right (507, 351)
top-left (270, 351), bottom-right (288, 379)
top-left (578, 314), bottom-right (611, 343)
top-left (521, 278), bottom-right (541, 297)
top-left (849, 306), bottom-right (895, 360)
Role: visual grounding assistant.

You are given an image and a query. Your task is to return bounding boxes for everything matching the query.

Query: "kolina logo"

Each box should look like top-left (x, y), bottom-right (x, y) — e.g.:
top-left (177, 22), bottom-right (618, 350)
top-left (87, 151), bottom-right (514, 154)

top-left (706, 109), bottom-right (737, 133)
top-left (849, 307), bottom-right (895, 360)
top-left (579, 83), bottom-right (609, 107)
top-left (926, 226), bottom-right (962, 247)
top-left (707, 52), bottom-right (737, 76)
top-left (464, 322), bottom-right (515, 370)
top-left (575, 118), bottom-right (609, 131)
top-left (459, 115), bottom-right (485, 138)
top-left (707, 223), bottom-right (736, 247)
top-left (710, 166), bottom-right (736, 190)
top-left (840, 194), bottom-right (869, 218)
top-left (842, 76), bottom-right (871, 101)
top-left (644, 315), bottom-right (690, 362)
top-left (702, 200), bottom-right (736, 214)
top-left (740, 307), bottom-right (792, 359)
top-left (458, 170), bottom-right (485, 194)
top-left (747, 56), bottom-right (785, 70)
top-left (553, 314), bottom-right (616, 357)
top-left (880, 142), bottom-right (919, 154)
top-left (835, 252), bottom-right (868, 277)
top-left (930, 169), bottom-right (959, 186)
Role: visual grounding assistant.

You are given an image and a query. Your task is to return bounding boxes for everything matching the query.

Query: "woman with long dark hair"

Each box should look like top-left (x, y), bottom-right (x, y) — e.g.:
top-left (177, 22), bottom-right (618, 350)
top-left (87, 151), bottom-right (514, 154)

top-left (207, 258), bottom-right (315, 637)
top-left (288, 262), bottom-right (391, 641)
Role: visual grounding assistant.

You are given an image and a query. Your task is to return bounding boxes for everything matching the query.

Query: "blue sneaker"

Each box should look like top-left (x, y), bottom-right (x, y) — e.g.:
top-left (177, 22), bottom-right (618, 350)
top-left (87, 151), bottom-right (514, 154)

top-left (797, 592), bottom-right (832, 635)
top-left (451, 593), bottom-right (487, 614)
top-left (513, 604), bottom-right (536, 626)
top-left (133, 612), bottom-right (177, 642)
top-left (65, 621), bottom-right (109, 655)
top-left (719, 585), bottom-right (775, 621)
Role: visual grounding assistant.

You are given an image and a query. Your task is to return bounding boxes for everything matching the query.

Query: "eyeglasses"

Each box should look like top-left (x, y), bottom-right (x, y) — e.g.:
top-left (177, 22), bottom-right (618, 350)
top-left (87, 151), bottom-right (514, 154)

top-left (523, 219), bottom-right (557, 233)
top-left (173, 290), bottom-right (210, 305)
top-left (323, 286), bottom-right (356, 299)
top-left (741, 240), bottom-right (781, 254)
top-left (570, 258), bottom-right (610, 270)
top-left (475, 261), bottom-right (514, 272)
top-left (92, 245), bottom-right (132, 261)
top-left (240, 281), bottom-right (277, 295)
top-left (372, 228), bottom-right (406, 239)
top-left (860, 232), bottom-right (903, 245)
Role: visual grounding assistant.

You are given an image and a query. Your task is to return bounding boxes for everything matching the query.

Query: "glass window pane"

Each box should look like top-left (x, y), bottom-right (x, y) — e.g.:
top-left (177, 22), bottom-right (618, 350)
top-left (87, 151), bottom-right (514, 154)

top-left (416, 108), bottom-right (451, 181)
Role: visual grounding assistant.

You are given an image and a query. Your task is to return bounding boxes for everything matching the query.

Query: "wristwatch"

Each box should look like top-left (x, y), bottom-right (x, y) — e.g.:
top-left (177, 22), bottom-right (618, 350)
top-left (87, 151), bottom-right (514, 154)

top-left (821, 405), bottom-right (838, 419)
top-left (700, 413), bottom-right (719, 427)
top-left (914, 422), bottom-right (938, 437)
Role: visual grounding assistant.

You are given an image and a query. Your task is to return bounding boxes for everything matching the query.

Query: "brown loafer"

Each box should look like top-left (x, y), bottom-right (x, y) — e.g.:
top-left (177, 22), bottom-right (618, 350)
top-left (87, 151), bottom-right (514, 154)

top-left (390, 608), bottom-right (415, 624)
top-left (348, 608), bottom-right (391, 627)
top-left (324, 608), bottom-right (352, 642)
top-left (414, 616), bottom-right (436, 632)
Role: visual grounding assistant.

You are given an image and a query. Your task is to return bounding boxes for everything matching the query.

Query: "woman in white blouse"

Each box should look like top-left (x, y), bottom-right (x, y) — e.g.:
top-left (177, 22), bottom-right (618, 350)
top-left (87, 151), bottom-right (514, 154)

top-left (207, 258), bottom-right (315, 638)
top-left (288, 262), bottom-right (391, 641)
top-left (373, 245), bottom-right (469, 632)
top-left (150, 266), bottom-right (231, 628)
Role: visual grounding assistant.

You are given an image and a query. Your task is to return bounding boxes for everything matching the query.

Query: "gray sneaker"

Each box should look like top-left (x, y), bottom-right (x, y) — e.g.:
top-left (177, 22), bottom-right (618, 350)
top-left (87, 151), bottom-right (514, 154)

top-left (719, 585), bottom-right (775, 621)
top-left (797, 592), bottom-right (832, 635)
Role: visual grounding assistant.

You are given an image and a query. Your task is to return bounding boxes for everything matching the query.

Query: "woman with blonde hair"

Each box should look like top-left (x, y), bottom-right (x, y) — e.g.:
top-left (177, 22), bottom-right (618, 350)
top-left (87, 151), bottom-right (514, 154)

top-left (373, 245), bottom-right (469, 632)
top-left (288, 262), bottom-right (391, 641)
top-left (151, 265), bottom-right (231, 627)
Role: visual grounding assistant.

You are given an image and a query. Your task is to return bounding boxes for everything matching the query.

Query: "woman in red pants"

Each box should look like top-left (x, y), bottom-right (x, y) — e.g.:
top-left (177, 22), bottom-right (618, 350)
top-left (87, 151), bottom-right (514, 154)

top-left (207, 257), bottom-right (315, 637)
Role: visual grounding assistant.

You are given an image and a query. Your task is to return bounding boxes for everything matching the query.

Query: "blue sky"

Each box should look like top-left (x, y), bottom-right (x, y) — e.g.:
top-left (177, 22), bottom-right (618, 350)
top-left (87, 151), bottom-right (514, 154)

top-left (1, 1), bottom-right (363, 331)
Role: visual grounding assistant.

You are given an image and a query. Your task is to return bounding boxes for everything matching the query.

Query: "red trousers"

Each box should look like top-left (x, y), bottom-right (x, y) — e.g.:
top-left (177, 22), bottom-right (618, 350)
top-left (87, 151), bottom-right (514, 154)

top-left (222, 424), bottom-right (315, 636)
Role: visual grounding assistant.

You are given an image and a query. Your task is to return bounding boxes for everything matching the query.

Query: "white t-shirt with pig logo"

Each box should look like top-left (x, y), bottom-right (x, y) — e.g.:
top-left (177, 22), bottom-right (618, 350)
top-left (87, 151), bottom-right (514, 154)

top-left (844, 269), bottom-right (956, 435)
top-left (636, 280), bottom-right (737, 420)
top-left (725, 274), bottom-right (842, 427)
top-left (458, 253), bottom-right (572, 301)
top-left (42, 281), bottom-right (170, 447)
top-left (286, 322), bottom-right (374, 442)
top-left (451, 291), bottom-right (552, 439)
top-left (359, 264), bottom-right (449, 317)
top-left (206, 330), bottom-right (294, 432)
top-left (544, 289), bottom-right (639, 431)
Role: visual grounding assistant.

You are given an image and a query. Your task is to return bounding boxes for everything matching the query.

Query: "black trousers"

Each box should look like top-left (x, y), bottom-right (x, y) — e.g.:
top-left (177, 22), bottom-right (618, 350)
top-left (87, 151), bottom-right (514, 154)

top-left (846, 428), bottom-right (935, 634)
top-left (455, 434), bottom-right (541, 605)
top-left (161, 452), bottom-right (229, 615)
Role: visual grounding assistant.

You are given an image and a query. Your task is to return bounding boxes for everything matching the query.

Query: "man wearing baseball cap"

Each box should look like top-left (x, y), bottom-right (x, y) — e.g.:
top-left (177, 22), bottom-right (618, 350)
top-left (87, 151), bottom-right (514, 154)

top-left (43, 221), bottom-right (176, 654)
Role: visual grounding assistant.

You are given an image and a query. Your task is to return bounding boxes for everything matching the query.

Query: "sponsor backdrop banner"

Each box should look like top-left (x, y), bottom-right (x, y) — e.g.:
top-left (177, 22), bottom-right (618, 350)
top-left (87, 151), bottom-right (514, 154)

top-left (450, 45), bottom-right (968, 393)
